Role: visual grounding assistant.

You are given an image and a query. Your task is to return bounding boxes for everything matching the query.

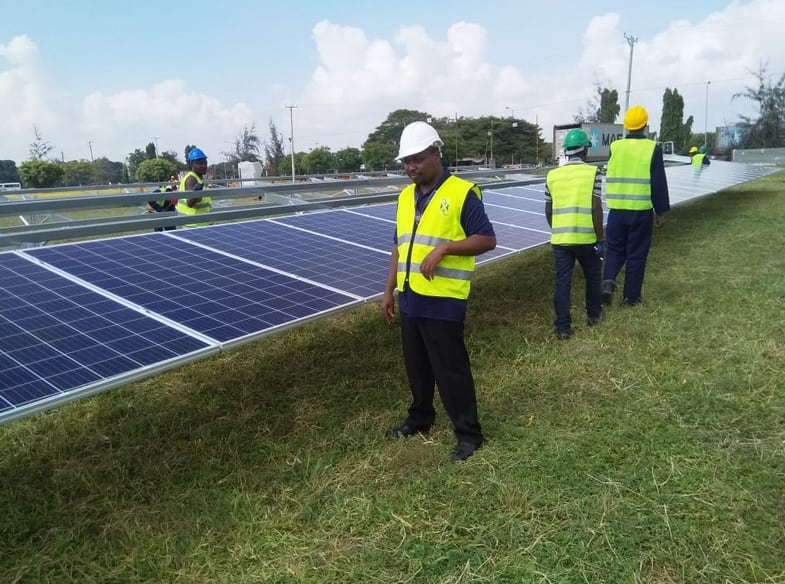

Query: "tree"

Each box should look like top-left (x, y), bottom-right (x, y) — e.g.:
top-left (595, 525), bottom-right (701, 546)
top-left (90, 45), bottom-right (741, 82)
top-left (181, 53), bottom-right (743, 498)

top-left (334, 147), bottom-right (363, 173)
top-left (362, 142), bottom-right (397, 171)
top-left (29, 125), bottom-right (53, 161)
top-left (145, 142), bottom-right (157, 160)
top-left (18, 159), bottom-right (64, 188)
top-left (732, 63), bottom-right (785, 148)
top-left (92, 157), bottom-right (123, 184)
top-left (264, 119), bottom-right (287, 176)
top-left (226, 123), bottom-right (262, 163)
top-left (62, 160), bottom-right (93, 186)
top-left (135, 158), bottom-right (179, 183)
top-left (365, 109), bottom-right (431, 147)
top-left (575, 84), bottom-right (620, 124)
top-left (660, 88), bottom-right (693, 153)
top-left (0, 160), bottom-right (20, 183)
top-left (159, 150), bottom-right (182, 167)
top-left (302, 147), bottom-right (335, 174)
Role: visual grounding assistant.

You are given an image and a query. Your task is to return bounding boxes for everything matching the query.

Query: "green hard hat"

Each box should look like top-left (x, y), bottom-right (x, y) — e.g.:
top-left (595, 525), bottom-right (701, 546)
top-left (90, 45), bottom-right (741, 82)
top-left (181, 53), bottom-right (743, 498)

top-left (699, 145), bottom-right (708, 153)
top-left (563, 128), bottom-right (591, 149)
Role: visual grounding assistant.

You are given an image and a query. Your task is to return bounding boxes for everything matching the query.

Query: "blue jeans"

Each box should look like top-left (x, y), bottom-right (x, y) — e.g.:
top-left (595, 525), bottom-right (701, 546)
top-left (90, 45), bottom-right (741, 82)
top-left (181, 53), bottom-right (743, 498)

top-left (552, 244), bottom-right (603, 334)
top-left (603, 209), bottom-right (653, 300)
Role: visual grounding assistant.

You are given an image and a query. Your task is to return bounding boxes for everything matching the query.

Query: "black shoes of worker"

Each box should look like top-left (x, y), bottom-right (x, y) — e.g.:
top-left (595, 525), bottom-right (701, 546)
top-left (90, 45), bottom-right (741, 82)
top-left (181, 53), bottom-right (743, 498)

top-left (386, 420), bottom-right (432, 438)
top-left (587, 310), bottom-right (605, 326)
top-left (451, 441), bottom-right (482, 461)
top-left (555, 328), bottom-right (574, 340)
top-left (623, 297), bottom-right (644, 307)
top-left (601, 280), bottom-right (616, 305)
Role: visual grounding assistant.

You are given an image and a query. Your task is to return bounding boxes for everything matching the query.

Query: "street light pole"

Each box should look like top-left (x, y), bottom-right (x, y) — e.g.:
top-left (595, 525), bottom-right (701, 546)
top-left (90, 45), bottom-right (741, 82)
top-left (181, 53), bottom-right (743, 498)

top-left (285, 104), bottom-right (298, 183)
top-left (87, 140), bottom-right (94, 162)
top-left (505, 106), bottom-right (515, 119)
top-left (704, 81), bottom-right (711, 149)
top-left (623, 33), bottom-right (638, 135)
top-left (152, 136), bottom-right (159, 158)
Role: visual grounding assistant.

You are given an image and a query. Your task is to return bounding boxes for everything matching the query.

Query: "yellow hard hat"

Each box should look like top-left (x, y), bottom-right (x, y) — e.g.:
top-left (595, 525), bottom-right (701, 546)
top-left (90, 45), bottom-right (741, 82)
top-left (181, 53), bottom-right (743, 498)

top-left (623, 105), bottom-right (649, 131)
top-left (689, 146), bottom-right (698, 154)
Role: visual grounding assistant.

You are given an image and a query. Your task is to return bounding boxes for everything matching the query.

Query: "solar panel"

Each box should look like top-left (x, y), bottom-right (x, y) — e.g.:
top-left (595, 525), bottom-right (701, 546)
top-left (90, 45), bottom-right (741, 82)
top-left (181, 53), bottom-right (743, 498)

top-left (24, 235), bottom-right (359, 345)
top-left (271, 210), bottom-right (393, 252)
top-left (1, 160), bottom-right (776, 425)
top-left (0, 253), bottom-right (212, 423)
top-left (170, 219), bottom-right (389, 298)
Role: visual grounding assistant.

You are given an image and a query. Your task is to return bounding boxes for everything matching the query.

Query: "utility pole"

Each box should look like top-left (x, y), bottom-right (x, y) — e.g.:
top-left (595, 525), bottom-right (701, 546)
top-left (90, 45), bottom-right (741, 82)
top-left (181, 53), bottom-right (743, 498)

top-left (623, 33), bottom-right (638, 135)
top-left (488, 118), bottom-right (494, 167)
top-left (87, 141), bottom-right (94, 162)
top-left (285, 105), bottom-right (298, 183)
top-left (454, 112), bottom-right (459, 168)
top-left (704, 81), bottom-right (711, 149)
top-left (152, 136), bottom-right (159, 158)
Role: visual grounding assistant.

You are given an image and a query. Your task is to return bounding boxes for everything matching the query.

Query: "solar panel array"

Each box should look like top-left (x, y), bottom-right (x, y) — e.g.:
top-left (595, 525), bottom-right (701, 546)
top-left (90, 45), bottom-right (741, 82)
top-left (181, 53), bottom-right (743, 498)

top-left (0, 160), bottom-right (776, 424)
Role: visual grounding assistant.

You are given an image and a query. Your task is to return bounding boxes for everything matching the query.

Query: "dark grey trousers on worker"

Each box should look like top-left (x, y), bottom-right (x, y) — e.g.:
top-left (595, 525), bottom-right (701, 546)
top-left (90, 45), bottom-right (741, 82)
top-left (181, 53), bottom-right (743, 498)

top-left (400, 314), bottom-right (483, 446)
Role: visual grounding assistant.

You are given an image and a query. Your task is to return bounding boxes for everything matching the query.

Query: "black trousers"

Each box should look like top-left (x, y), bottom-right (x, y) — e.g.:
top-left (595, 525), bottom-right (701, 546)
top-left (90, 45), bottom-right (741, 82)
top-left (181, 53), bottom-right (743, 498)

top-left (400, 314), bottom-right (483, 445)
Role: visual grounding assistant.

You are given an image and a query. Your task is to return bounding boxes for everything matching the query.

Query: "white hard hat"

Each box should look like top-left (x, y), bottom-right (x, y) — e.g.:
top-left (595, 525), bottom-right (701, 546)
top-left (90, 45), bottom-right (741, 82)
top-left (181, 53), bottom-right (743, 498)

top-left (396, 121), bottom-right (443, 161)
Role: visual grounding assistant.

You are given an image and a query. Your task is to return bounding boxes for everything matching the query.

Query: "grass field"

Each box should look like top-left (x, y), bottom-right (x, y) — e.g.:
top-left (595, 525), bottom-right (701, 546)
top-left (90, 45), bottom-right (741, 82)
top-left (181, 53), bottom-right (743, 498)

top-left (1, 173), bottom-right (784, 583)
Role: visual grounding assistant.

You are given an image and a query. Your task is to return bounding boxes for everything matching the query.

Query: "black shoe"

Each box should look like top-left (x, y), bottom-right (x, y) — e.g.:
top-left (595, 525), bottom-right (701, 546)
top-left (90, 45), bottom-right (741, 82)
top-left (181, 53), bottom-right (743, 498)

top-left (587, 310), bottom-right (605, 326)
top-left (555, 329), bottom-right (573, 340)
top-left (601, 280), bottom-right (616, 305)
top-left (386, 421), bottom-right (432, 438)
top-left (451, 441), bottom-right (482, 461)
top-left (622, 297), bottom-right (644, 307)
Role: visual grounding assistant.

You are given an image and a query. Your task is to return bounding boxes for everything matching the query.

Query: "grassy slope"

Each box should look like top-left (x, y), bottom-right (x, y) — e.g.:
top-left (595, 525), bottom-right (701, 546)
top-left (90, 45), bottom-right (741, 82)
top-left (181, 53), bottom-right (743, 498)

top-left (1, 173), bottom-right (783, 583)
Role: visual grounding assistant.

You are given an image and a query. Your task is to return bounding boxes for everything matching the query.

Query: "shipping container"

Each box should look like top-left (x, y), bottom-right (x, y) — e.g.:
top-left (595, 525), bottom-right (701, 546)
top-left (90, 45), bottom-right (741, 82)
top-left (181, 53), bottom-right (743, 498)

top-left (553, 123), bottom-right (625, 163)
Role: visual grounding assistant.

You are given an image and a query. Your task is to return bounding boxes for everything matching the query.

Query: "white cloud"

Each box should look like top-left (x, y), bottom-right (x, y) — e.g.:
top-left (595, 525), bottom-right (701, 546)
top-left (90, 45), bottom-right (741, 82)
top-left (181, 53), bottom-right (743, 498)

top-left (0, 35), bottom-right (60, 141)
top-left (81, 81), bottom-right (255, 160)
top-left (2, 0), bottom-right (785, 165)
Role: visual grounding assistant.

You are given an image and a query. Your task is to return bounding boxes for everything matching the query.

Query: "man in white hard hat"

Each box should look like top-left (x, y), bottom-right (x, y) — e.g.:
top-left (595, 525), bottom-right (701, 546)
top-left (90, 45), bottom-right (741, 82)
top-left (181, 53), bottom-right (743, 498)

top-left (381, 121), bottom-right (497, 462)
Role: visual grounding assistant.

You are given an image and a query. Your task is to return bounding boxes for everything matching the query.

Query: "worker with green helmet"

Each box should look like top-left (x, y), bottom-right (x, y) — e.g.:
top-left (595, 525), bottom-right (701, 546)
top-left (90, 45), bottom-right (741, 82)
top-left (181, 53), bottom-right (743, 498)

top-left (602, 105), bottom-right (670, 307)
top-left (545, 128), bottom-right (605, 339)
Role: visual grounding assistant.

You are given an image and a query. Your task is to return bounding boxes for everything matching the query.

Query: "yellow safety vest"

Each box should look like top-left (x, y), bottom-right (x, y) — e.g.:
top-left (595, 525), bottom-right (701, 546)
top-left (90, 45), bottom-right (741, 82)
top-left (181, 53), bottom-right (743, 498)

top-left (396, 175), bottom-right (478, 300)
top-left (176, 172), bottom-right (212, 227)
top-left (605, 138), bottom-right (656, 211)
top-left (691, 153), bottom-right (706, 167)
top-left (546, 163), bottom-right (598, 245)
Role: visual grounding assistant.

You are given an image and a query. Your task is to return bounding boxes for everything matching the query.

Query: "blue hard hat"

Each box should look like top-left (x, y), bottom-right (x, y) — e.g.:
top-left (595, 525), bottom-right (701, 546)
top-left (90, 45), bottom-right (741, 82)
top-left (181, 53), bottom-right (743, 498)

top-left (187, 147), bottom-right (207, 162)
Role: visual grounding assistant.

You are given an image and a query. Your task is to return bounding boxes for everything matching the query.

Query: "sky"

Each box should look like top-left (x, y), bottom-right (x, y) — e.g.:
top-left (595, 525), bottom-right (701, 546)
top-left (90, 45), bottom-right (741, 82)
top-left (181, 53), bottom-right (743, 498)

top-left (1, 0), bottom-right (783, 165)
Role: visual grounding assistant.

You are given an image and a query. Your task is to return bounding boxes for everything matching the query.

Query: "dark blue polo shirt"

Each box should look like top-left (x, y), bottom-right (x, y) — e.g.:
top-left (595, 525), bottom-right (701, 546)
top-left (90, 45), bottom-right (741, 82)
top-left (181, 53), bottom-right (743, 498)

top-left (394, 171), bottom-right (495, 322)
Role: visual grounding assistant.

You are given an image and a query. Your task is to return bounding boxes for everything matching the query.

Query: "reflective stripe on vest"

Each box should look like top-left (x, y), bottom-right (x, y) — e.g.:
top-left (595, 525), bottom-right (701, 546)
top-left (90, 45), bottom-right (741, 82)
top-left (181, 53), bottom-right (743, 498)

top-left (395, 175), bottom-right (478, 299)
top-left (176, 171), bottom-right (212, 226)
top-left (605, 138), bottom-right (656, 210)
top-left (546, 163), bottom-right (598, 245)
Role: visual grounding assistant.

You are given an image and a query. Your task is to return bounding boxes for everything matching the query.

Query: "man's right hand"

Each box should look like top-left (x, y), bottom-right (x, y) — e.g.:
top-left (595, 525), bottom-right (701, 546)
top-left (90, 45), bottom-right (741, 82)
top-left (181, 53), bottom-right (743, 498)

top-left (655, 213), bottom-right (665, 228)
top-left (381, 291), bottom-right (395, 324)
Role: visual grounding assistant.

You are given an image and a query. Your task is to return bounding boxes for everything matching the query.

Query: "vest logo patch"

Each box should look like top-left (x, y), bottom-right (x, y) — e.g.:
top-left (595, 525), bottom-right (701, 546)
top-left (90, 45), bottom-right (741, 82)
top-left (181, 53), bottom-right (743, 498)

top-left (439, 198), bottom-right (450, 215)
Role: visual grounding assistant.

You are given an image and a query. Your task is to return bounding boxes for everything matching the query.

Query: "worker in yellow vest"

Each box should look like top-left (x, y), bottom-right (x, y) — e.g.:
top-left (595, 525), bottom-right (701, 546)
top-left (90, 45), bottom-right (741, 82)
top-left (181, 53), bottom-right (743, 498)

top-left (602, 105), bottom-right (671, 306)
top-left (381, 121), bottom-right (496, 462)
top-left (690, 145), bottom-right (710, 167)
top-left (545, 128), bottom-right (605, 339)
top-left (177, 147), bottom-right (212, 227)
